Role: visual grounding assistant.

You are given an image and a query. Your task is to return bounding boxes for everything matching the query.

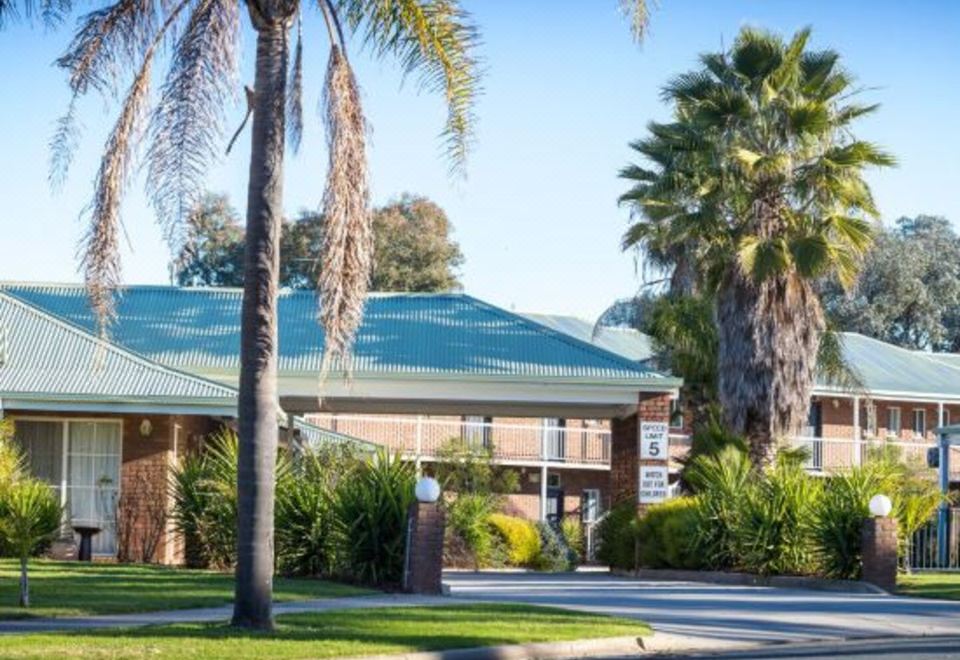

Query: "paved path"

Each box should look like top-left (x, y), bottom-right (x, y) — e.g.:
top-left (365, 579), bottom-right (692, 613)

top-left (444, 571), bottom-right (960, 645)
top-left (0, 594), bottom-right (453, 635)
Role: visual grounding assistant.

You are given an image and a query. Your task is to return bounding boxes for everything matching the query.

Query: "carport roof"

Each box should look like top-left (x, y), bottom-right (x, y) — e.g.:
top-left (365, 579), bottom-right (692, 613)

top-left (0, 283), bottom-right (674, 387)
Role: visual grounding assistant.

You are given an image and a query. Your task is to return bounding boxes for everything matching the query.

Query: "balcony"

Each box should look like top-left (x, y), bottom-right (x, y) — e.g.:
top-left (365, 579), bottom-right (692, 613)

top-left (788, 435), bottom-right (960, 479)
top-left (308, 414), bottom-right (613, 469)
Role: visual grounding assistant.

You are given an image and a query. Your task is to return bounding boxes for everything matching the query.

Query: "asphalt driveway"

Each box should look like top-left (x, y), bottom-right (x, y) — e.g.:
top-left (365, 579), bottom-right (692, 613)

top-left (443, 571), bottom-right (960, 646)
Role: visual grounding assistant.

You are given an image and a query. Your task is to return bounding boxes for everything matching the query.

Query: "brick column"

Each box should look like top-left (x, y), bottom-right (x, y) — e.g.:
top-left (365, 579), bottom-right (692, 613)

top-left (610, 392), bottom-right (672, 510)
top-left (861, 516), bottom-right (898, 593)
top-left (404, 502), bottom-right (446, 595)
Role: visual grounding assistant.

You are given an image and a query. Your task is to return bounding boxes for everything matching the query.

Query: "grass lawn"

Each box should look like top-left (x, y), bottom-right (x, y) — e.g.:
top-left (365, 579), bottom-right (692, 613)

top-left (0, 603), bottom-right (651, 659)
top-left (0, 560), bottom-right (371, 620)
top-left (899, 572), bottom-right (960, 600)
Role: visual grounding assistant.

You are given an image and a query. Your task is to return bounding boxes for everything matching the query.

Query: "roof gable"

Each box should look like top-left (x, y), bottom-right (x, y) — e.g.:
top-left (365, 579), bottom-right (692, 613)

top-left (520, 312), bottom-right (654, 363)
top-left (0, 291), bottom-right (236, 406)
top-left (0, 284), bottom-right (664, 383)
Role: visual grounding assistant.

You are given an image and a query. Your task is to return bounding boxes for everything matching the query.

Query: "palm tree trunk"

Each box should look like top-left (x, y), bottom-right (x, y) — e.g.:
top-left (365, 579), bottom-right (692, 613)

top-left (19, 556), bottom-right (29, 608)
top-left (716, 198), bottom-right (825, 467)
top-left (232, 17), bottom-right (288, 631)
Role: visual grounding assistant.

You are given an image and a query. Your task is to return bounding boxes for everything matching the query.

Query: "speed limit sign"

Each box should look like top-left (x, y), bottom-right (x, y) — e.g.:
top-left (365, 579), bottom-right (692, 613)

top-left (640, 422), bottom-right (669, 460)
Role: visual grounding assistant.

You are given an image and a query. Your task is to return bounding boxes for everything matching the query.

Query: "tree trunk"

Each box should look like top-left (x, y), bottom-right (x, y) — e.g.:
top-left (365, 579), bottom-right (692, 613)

top-left (232, 17), bottom-right (288, 631)
top-left (19, 556), bottom-right (29, 608)
top-left (716, 197), bottom-right (825, 467)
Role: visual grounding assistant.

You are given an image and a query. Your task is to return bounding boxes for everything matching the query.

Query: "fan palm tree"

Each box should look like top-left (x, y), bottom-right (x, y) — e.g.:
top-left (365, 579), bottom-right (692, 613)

top-left (621, 27), bottom-right (893, 465)
top-left (4, 0), bottom-right (654, 630)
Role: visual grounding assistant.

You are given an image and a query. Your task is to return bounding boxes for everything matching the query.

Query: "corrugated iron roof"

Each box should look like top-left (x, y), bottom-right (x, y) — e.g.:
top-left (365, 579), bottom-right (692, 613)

top-left (0, 284), bottom-right (666, 383)
top-left (520, 312), bottom-right (655, 364)
top-left (824, 332), bottom-right (960, 398)
top-left (0, 291), bottom-right (237, 406)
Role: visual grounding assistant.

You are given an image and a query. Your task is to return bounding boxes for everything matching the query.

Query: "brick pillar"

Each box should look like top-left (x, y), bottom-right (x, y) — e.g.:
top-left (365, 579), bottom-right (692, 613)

top-left (861, 516), bottom-right (898, 593)
top-left (610, 392), bottom-right (672, 510)
top-left (404, 502), bottom-right (445, 595)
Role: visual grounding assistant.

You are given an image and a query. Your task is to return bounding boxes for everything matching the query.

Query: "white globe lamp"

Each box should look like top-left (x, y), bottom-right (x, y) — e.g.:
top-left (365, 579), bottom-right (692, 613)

top-left (869, 494), bottom-right (893, 518)
top-left (415, 477), bottom-right (441, 503)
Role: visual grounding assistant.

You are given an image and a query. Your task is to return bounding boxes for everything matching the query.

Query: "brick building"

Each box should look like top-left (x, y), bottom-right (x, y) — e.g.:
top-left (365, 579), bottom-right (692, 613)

top-left (0, 283), bottom-right (681, 563)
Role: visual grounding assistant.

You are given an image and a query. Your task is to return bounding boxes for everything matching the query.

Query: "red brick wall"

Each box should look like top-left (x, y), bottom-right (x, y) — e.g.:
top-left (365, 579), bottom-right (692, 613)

top-left (610, 393), bottom-right (672, 509)
top-left (503, 468), bottom-right (609, 521)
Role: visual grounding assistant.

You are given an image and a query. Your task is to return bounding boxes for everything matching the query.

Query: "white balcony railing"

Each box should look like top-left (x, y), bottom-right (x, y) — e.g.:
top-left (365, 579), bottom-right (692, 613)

top-left (308, 414), bottom-right (612, 467)
top-left (787, 435), bottom-right (960, 478)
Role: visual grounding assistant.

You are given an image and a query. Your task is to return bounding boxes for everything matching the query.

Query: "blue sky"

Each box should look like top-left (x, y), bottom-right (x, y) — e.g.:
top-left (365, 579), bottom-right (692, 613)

top-left (1, 0), bottom-right (958, 320)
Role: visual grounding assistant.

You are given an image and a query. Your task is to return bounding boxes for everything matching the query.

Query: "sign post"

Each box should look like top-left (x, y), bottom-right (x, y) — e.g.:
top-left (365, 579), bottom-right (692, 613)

top-left (639, 422), bottom-right (670, 505)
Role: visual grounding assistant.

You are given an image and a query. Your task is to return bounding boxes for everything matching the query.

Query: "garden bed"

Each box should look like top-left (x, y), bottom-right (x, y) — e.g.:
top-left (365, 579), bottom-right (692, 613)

top-left (611, 567), bottom-right (886, 594)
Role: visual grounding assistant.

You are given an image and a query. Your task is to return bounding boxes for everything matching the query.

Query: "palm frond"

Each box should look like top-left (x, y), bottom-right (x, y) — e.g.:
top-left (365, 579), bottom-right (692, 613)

top-left (319, 45), bottom-right (370, 366)
top-left (0, 0), bottom-right (72, 28)
top-left (78, 0), bottom-right (193, 334)
top-left (618, 0), bottom-right (650, 43)
top-left (334, 0), bottom-right (480, 175)
top-left (145, 0), bottom-right (239, 252)
top-left (48, 96), bottom-right (81, 189)
top-left (287, 18), bottom-right (304, 154)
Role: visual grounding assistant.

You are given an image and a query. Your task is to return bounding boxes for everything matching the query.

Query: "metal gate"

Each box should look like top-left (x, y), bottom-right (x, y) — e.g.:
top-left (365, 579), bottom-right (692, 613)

top-left (905, 507), bottom-right (960, 571)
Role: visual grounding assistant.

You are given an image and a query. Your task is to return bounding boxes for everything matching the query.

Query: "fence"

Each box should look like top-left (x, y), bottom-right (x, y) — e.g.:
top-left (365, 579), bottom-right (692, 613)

top-left (788, 435), bottom-right (960, 479)
top-left (904, 507), bottom-right (960, 572)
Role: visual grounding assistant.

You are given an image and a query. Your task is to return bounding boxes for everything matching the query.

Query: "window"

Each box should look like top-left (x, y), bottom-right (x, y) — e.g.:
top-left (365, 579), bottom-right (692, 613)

top-left (461, 416), bottom-right (491, 448)
top-left (12, 419), bottom-right (121, 556)
top-left (542, 418), bottom-right (567, 461)
top-left (887, 407), bottom-right (901, 437)
top-left (547, 473), bottom-right (561, 488)
top-left (865, 403), bottom-right (878, 438)
top-left (669, 397), bottom-right (684, 429)
top-left (946, 409), bottom-right (952, 427)
top-left (913, 409), bottom-right (927, 437)
top-left (582, 489), bottom-right (601, 522)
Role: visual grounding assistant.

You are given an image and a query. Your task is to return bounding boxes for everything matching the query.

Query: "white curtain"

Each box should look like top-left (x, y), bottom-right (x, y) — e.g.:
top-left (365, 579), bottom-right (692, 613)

top-left (68, 422), bottom-right (121, 556)
top-left (14, 420), bottom-right (64, 498)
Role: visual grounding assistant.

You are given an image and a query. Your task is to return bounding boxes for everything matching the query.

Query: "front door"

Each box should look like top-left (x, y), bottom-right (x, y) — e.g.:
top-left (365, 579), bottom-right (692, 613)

top-left (545, 487), bottom-right (564, 525)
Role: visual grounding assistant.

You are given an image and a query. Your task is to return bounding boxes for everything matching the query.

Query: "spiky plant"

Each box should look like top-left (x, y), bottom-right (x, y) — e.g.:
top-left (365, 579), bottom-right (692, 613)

top-left (4, 0), bottom-right (652, 629)
top-left (621, 27), bottom-right (893, 464)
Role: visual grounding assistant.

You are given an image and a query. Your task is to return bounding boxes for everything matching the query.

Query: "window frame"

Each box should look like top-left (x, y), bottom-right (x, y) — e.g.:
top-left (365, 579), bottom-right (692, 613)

top-left (887, 407), bottom-right (901, 438)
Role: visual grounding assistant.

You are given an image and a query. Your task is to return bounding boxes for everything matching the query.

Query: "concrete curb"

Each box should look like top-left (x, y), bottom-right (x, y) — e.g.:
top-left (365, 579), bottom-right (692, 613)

top-left (342, 635), bottom-right (647, 659)
top-left (611, 568), bottom-right (888, 595)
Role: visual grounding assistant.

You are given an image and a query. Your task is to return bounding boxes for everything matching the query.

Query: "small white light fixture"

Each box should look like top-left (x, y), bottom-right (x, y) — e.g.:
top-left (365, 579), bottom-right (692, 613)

top-left (139, 418), bottom-right (153, 438)
top-left (415, 477), bottom-right (441, 503)
top-left (869, 494), bottom-right (893, 518)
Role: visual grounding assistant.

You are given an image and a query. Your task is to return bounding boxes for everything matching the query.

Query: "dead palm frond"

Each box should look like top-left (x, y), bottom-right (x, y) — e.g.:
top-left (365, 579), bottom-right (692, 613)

top-left (619, 0), bottom-right (651, 43)
top-left (145, 0), bottom-right (240, 252)
top-left (318, 44), bottom-right (370, 367)
top-left (287, 15), bottom-right (304, 153)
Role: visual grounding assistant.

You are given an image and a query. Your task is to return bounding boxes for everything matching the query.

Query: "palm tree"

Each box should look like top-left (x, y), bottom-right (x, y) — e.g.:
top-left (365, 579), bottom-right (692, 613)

top-left (621, 27), bottom-right (893, 465)
top-left (4, 0), bottom-right (654, 630)
top-left (0, 480), bottom-right (63, 608)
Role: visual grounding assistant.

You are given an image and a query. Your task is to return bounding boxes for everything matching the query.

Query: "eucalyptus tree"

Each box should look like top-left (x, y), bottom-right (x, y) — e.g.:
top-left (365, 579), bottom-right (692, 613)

top-left (621, 27), bottom-right (893, 464)
top-left (4, 0), bottom-right (654, 630)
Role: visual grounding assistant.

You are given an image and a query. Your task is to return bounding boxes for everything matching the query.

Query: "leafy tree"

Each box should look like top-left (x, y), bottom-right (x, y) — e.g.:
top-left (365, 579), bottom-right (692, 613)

top-left (620, 27), bottom-right (893, 464)
top-left (175, 194), bottom-right (463, 291)
top-left (371, 195), bottom-right (463, 292)
top-left (822, 215), bottom-right (960, 351)
top-left (176, 194), bottom-right (245, 287)
top-left (5, 0), bottom-right (649, 628)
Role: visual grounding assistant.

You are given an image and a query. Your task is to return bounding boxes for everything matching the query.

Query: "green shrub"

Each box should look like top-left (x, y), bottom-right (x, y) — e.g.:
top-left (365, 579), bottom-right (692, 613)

top-left (169, 429), bottom-right (240, 569)
top-left (535, 522), bottom-right (574, 572)
top-left (735, 455), bottom-right (822, 576)
top-left (446, 493), bottom-right (500, 569)
top-left (275, 444), bottom-right (361, 576)
top-left (685, 446), bottom-right (751, 570)
top-left (811, 461), bottom-right (898, 579)
top-left (635, 497), bottom-right (702, 569)
top-left (560, 518), bottom-right (584, 564)
top-left (488, 513), bottom-right (540, 566)
top-left (595, 501), bottom-right (639, 570)
top-left (334, 450), bottom-right (415, 587)
top-left (0, 478), bottom-right (62, 607)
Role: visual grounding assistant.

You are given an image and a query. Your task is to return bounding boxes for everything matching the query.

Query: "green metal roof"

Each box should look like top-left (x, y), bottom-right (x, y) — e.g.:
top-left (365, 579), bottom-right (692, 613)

top-left (0, 291), bottom-right (237, 410)
top-left (0, 284), bottom-right (667, 384)
top-left (521, 312), bottom-right (655, 364)
top-left (291, 417), bottom-right (377, 452)
top-left (821, 332), bottom-right (960, 398)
